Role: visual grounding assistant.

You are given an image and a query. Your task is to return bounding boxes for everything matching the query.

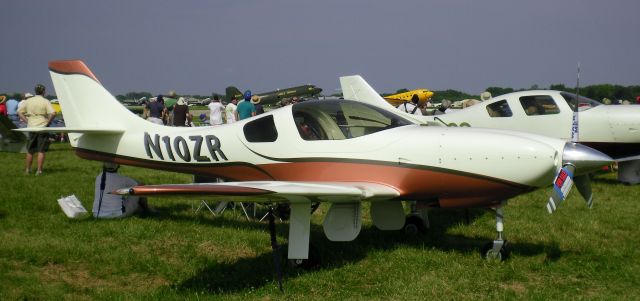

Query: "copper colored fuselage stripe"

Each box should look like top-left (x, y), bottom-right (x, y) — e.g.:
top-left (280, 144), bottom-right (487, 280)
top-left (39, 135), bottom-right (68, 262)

top-left (76, 148), bottom-right (530, 208)
top-left (49, 60), bottom-right (100, 83)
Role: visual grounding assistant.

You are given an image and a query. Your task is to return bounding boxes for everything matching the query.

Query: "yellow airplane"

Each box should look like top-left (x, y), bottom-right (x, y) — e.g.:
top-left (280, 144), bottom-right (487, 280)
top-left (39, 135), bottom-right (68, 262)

top-left (384, 89), bottom-right (434, 107)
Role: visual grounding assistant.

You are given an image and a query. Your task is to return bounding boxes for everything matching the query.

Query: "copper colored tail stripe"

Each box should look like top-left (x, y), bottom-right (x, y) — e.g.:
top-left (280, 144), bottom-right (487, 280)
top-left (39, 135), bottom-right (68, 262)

top-left (49, 60), bottom-right (100, 83)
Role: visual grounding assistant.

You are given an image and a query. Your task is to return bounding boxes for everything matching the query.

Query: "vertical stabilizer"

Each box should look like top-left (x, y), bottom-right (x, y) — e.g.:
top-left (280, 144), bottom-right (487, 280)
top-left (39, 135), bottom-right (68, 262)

top-left (48, 60), bottom-right (152, 145)
top-left (225, 86), bottom-right (244, 101)
top-left (339, 75), bottom-right (396, 110)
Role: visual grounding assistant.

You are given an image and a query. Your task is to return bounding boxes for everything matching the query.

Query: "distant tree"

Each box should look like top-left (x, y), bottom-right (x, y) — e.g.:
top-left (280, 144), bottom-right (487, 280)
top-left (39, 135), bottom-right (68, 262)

top-left (432, 89), bottom-right (477, 102)
top-left (485, 87), bottom-right (514, 97)
top-left (395, 88), bottom-right (409, 94)
top-left (549, 84), bottom-right (568, 91)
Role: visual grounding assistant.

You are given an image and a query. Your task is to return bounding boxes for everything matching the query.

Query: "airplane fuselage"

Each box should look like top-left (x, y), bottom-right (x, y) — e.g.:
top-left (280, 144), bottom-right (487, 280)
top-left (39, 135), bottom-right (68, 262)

top-left (69, 99), bottom-right (567, 208)
top-left (427, 90), bottom-right (640, 160)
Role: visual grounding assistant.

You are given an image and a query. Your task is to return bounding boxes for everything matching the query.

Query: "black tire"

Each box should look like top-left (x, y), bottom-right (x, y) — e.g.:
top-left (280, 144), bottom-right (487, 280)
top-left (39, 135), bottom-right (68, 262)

top-left (403, 215), bottom-right (427, 235)
top-left (288, 244), bottom-right (320, 269)
top-left (480, 241), bottom-right (510, 261)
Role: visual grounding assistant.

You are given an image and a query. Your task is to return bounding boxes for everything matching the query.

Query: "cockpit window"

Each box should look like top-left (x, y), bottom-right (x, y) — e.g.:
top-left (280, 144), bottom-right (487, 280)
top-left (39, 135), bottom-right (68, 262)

top-left (243, 115), bottom-right (278, 142)
top-left (560, 92), bottom-right (601, 111)
top-left (519, 95), bottom-right (560, 115)
top-left (292, 100), bottom-right (412, 140)
top-left (486, 100), bottom-right (512, 117)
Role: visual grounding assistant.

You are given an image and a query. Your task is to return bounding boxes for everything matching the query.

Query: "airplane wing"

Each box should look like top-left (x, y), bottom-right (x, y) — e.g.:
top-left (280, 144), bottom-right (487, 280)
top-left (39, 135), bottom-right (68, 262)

top-left (13, 127), bottom-right (125, 134)
top-left (112, 181), bottom-right (400, 203)
top-left (615, 154), bottom-right (640, 162)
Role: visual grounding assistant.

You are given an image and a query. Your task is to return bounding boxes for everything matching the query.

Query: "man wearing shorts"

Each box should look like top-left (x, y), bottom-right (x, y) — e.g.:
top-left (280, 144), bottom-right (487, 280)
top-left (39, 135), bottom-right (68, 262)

top-left (17, 84), bottom-right (56, 175)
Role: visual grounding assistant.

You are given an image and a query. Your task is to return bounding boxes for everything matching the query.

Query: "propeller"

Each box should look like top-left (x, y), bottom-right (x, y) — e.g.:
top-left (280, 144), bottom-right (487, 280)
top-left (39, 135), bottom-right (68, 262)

top-left (547, 142), bottom-right (611, 213)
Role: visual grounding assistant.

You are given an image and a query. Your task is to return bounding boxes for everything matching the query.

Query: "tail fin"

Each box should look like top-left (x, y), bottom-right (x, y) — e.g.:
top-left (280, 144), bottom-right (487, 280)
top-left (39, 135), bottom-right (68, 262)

top-left (339, 75), bottom-right (396, 110)
top-left (49, 60), bottom-right (139, 129)
top-left (340, 75), bottom-right (425, 124)
top-left (45, 60), bottom-right (153, 145)
top-left (225, 86), bottom-right (243, 101)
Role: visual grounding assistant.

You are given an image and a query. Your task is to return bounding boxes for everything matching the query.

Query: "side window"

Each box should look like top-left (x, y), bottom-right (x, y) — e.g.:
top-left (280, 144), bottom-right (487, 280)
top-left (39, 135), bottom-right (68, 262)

top-left (519, 95), bottom-right (560, 116)
top-left (243, 115), bottom-right (278, 142)
top-left (486, 100), bottom-right (512, 117)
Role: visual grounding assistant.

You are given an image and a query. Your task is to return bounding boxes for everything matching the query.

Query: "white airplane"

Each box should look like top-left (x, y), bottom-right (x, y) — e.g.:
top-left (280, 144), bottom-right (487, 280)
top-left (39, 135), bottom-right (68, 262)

top-left (341, 75), bottom-right (640, 184)
top-left (19, 61), bottom-right (612, 271)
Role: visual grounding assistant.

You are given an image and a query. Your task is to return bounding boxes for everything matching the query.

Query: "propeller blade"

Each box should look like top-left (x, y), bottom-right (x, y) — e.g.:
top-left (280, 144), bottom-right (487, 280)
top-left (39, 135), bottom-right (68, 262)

top-left (547, 165), bottom-right (575, 214)
top-left (574, 174), bottom-right (593, 208)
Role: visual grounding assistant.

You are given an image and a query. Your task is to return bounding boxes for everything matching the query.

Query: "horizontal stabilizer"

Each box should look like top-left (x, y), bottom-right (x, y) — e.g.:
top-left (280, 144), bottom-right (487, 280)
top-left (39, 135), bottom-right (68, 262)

top-left (13, 127), bottom-right (125, 134)
top-left (113, 181), bottom-right (399, 204)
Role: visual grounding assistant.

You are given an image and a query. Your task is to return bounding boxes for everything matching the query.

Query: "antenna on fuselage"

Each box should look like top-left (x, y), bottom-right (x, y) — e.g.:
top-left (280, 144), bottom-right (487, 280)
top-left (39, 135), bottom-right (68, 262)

top-left (571, 62), bottom-right (580, 143)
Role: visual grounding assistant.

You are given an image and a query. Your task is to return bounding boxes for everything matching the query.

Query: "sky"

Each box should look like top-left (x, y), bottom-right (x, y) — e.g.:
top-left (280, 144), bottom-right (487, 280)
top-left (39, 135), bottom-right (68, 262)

top-left (1, 0), bottom-right (639, 97)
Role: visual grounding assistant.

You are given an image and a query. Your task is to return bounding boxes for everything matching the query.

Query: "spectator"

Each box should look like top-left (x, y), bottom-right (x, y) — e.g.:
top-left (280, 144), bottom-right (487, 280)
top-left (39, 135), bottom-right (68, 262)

top-left (17, 93), bottom-right (33, 128)
top-left (93, 162), bottom-right (149, 218)
top-left (6, 96), bottom-right (19, 126)
top-left (17, 84), bottom-right (56, 175)
top-left (0, 95), bottom-right (6, 116)
top-left (225, 96), bottom-right (238, 123)
top-left (397, 94), bottom-right (422, 115)
top-left (147, 95), bottom-right (165, 125)
top-left (237, 90), bottom-right (256, 120)
top-left (252, 95), bottom-right (264, 115)
top-left (208, 95), bottom-right (225, 126)
top-left (172, 97), bottom-right (190, 126)
top-left (163, 90), bottom-right (178, 125)
top-left (434, 99), bottom-right (452, 115)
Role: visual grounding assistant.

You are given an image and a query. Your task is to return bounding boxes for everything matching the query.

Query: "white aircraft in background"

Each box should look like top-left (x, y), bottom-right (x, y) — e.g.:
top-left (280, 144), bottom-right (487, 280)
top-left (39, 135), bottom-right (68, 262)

top-left (341, 75), bottom-right (640, 184)
top-left (18, 61), bottom-right (613, 288)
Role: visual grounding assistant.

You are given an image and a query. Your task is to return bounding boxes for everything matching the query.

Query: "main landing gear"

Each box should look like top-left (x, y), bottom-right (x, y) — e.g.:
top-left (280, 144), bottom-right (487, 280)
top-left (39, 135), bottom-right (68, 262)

top-left (480, 202), bottom-right (511, 261)
top-left (288, 244), bottom-right (320, 269)
top-left (403, 201), bottom-right (429, 235)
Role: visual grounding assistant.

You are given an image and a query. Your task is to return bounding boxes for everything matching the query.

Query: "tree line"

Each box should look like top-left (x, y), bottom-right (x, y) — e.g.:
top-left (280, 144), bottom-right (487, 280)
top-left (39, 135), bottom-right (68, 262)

top-left (3, 84), bottom-right (639, 104)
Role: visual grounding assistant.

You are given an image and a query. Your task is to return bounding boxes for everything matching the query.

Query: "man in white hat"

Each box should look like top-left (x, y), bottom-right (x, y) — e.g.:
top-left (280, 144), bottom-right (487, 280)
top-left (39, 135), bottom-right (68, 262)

top-left (172, 97), bottom-right (190, 127)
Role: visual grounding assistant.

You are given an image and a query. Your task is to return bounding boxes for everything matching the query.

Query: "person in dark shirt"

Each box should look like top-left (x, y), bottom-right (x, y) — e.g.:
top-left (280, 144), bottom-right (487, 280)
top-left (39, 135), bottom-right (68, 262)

top-left (172, 97), bottom-right (190, 127)
top-left (147, 95), bottom-right (165, 125)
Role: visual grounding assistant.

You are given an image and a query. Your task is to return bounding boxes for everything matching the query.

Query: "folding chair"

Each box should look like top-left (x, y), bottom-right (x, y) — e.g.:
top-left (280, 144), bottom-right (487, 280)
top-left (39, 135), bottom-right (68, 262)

top-left (192, 175), bottom-right (251, 221)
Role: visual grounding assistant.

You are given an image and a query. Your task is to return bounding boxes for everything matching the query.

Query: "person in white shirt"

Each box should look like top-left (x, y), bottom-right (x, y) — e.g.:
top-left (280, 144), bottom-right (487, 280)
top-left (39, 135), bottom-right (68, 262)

top-left (207, 95), bottom-right (225, 126)
top-left (93, 162), bottom-right (148, 218)
top-left (397, 94), bottom-right (422, 115)
top-left (225, 97), bottom-right (238, 123)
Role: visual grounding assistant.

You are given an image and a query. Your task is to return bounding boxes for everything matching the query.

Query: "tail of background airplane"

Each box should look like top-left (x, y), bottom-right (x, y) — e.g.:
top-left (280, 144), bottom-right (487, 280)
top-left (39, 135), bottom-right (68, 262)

top-left (340, 75), bottom-right (397, 110)
top-left (19, 60), bottom-right (156, 147)
top-left (225, 86), bottom-right (244, 101)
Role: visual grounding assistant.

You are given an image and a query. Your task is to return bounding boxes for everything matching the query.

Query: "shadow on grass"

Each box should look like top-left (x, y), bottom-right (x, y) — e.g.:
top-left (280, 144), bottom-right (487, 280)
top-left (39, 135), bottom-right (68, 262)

top-left (173, 208), bottom-right (561, 294)
top-left (590, 176), bottom-right (626, 185)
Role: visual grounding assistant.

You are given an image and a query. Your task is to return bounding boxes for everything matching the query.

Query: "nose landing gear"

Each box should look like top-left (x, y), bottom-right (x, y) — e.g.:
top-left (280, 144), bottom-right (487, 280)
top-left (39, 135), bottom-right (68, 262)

top-left (480, 202), bottom-right (511, 261)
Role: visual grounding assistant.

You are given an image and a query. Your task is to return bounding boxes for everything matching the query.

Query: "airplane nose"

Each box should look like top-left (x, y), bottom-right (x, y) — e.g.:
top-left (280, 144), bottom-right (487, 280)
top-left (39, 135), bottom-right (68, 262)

top-left (562, 142), bottom-right (613, 175)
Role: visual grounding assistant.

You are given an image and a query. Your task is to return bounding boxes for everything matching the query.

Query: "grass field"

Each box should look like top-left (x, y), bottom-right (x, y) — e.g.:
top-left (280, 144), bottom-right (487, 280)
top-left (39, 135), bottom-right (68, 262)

top-left (1, 143), bottom-right (639, 300)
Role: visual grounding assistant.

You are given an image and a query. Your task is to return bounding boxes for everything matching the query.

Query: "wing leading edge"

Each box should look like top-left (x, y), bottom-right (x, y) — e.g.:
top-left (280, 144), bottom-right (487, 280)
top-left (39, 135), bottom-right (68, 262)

top-left (113, 181), bottom-right (400, 203)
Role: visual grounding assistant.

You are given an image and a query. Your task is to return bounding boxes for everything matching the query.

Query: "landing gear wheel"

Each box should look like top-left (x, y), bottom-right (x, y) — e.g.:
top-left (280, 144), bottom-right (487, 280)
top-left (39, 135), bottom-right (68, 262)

top-left (288, 244), bottom-right (320, 269)
top-left (403, 215), bottom-right (427, 235)
top-left (481, 241), bottom-right (510, 261)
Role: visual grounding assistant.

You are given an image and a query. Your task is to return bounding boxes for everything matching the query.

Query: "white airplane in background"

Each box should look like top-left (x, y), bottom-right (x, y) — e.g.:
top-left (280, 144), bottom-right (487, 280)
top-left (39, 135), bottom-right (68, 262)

top-left (341, 75), bottom-right (640, 184)
top-left (18, 60), bottom-right (613, 282)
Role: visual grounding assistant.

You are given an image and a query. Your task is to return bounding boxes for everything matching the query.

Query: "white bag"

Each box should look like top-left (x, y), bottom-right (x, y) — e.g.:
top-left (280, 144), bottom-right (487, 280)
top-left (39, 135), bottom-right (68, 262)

top-left (57, 194), bottom-right (88, 219)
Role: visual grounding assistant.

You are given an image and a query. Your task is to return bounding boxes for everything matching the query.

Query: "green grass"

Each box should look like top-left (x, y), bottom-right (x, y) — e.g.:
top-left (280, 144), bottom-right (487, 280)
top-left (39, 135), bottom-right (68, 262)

top-left (1, 144), bottom-right (639, 300)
